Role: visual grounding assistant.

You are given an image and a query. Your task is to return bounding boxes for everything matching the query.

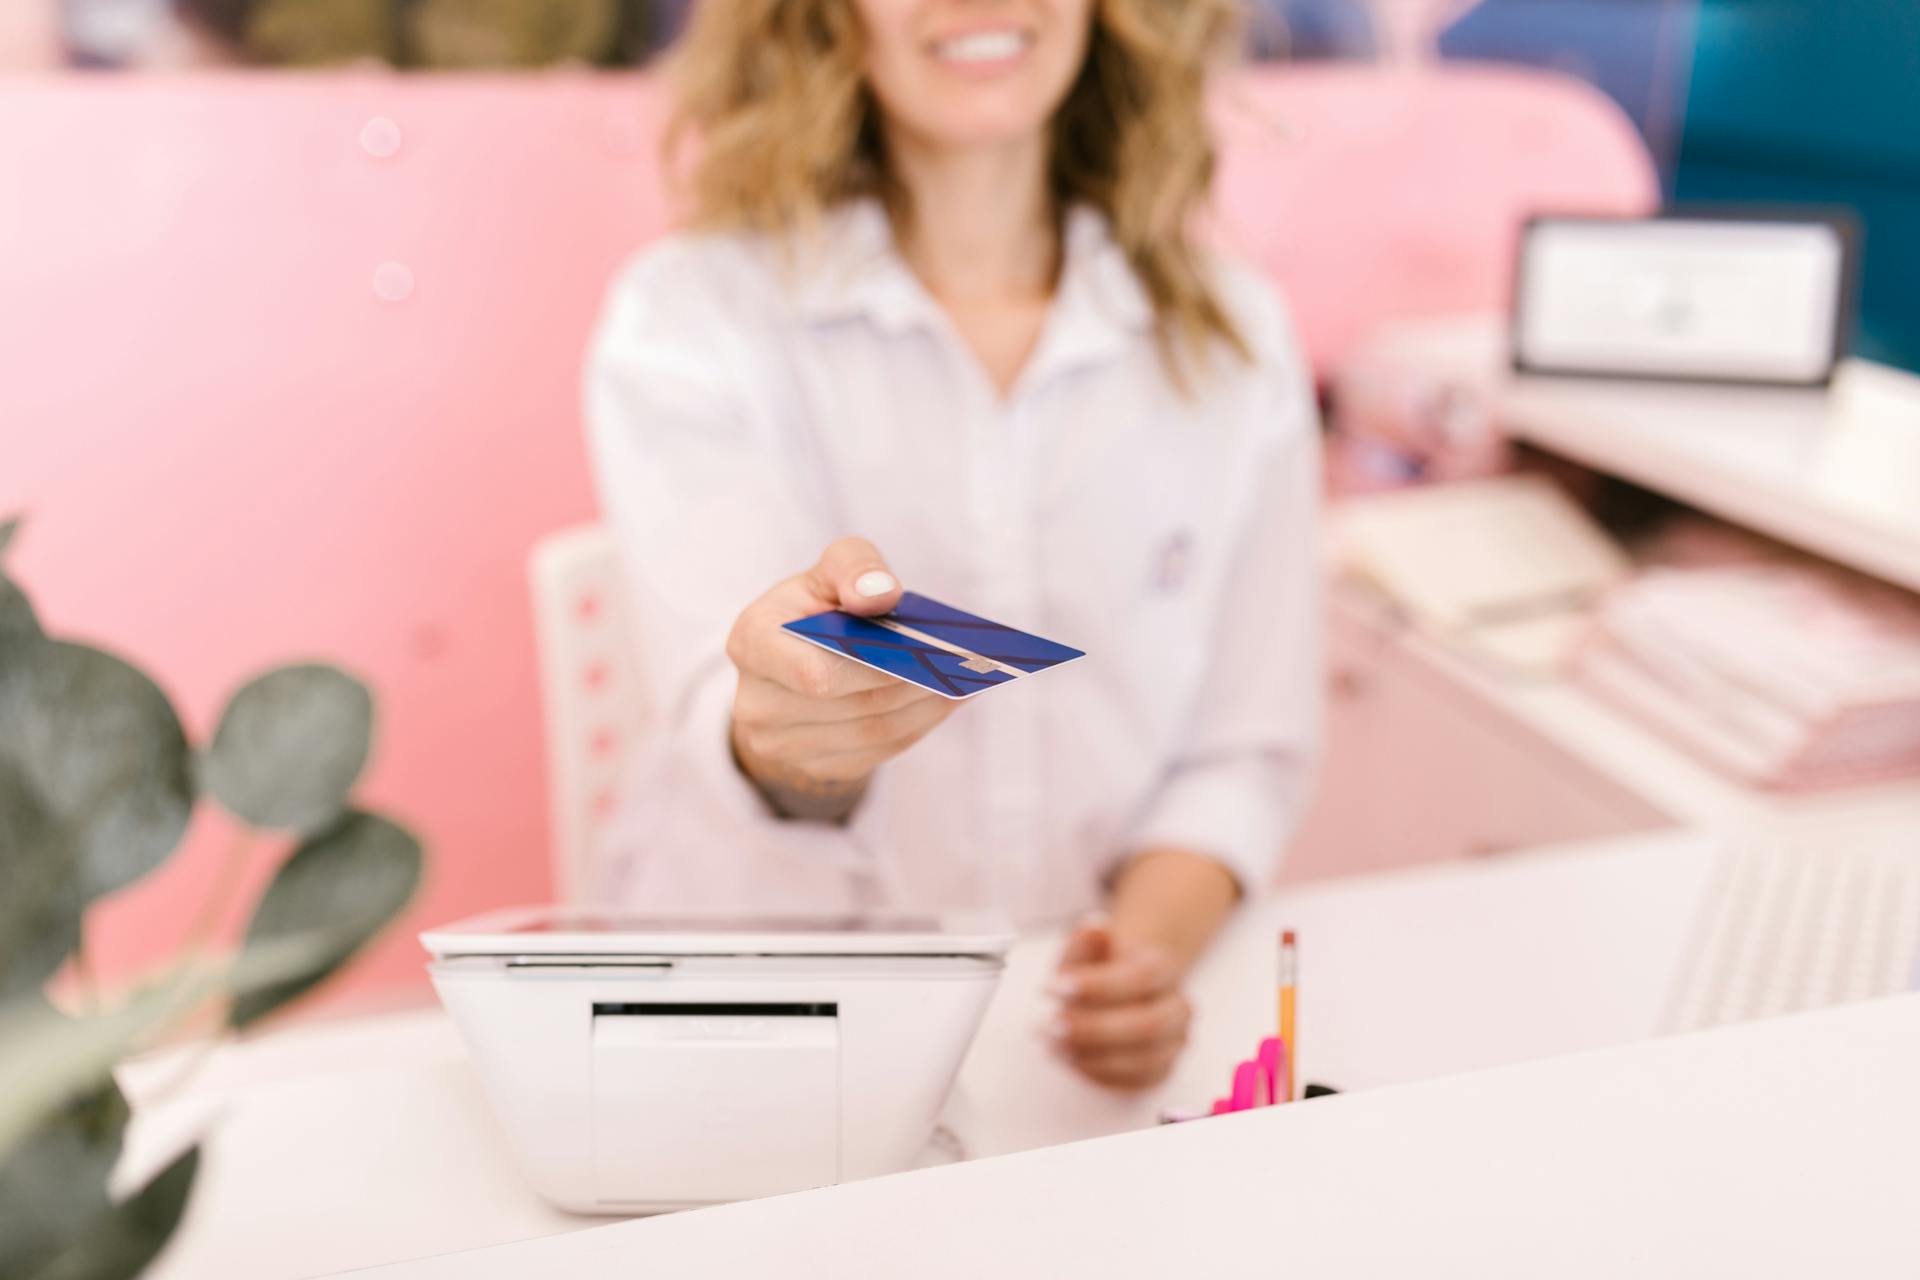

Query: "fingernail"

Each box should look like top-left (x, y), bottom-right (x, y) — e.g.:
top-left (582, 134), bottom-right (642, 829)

top-left (1040, 1017), bottom-right (1068, 1042)
top-left (854, 571), bottom-right (897, 598)
top-left (1047, 975), bottom-right (1079, 999)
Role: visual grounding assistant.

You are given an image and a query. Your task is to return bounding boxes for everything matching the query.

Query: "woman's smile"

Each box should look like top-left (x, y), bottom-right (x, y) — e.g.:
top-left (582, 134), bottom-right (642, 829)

top-left (928, 25), bottom-right (1038, 76)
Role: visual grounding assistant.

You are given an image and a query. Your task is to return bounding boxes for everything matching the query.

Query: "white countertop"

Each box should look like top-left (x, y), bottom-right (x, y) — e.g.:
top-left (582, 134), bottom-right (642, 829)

top-left (122, 830), bottom-right (1721, 1279)
top-left (362, 992), bottom-right (1920, 1279)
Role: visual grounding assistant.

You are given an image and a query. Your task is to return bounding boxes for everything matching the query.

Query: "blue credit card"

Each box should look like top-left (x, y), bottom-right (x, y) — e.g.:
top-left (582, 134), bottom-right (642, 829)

top-left (782, 592), bottom-right (1086, 700)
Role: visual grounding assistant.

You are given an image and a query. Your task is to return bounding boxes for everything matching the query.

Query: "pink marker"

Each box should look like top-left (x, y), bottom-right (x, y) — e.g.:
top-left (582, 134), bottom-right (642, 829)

top-left (1257, 1036), bottom-right (1287, 1107)
top-left (1229, 1060), bottom-right (1259, 1111)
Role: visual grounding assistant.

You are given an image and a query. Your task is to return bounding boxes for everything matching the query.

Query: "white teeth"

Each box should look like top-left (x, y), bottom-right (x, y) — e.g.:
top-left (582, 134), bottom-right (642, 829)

top-left (934, 30), bottom-right (1031, 63)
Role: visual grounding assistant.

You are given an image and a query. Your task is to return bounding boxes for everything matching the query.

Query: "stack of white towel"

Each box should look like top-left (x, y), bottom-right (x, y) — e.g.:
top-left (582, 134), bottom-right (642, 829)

top-left (1577, 564), bottom-right (1920, 789)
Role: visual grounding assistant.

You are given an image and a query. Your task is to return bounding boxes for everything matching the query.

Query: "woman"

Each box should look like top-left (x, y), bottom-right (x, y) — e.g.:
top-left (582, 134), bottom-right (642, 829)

top-left (587, 0), bottom-right (1321, 1089)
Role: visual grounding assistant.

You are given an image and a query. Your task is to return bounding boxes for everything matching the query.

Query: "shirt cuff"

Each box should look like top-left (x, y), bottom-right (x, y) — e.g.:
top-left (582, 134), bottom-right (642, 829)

top-left (1123, 758), bottom-right (1287, 895)
top-left (681, 660), bottom-right (882, 876)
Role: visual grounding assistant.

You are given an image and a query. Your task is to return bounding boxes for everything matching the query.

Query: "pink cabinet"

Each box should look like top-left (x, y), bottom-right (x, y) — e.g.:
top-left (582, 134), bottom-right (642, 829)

top-left (1280, 593), bottom-right (1670, 885)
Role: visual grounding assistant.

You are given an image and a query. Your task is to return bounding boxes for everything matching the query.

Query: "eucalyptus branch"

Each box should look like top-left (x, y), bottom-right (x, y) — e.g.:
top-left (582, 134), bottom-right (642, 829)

top-left (70, 927), bottom-right (100, 1016)
top-left (0, 933), bottom-right (341, 1160)
top-left (182, 826), bottom-right (259, 956)
top-left (0, 536), bottom-right (422, 1276)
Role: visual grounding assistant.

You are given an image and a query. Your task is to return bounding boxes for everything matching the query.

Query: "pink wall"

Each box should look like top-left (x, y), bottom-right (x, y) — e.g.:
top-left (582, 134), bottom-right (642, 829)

top-left (0, 69), bottom-right (1653, 1020)
top-left (0, 2), bottom-right (59, 69)
top-left (2, 75), bottom-right (674, 1016)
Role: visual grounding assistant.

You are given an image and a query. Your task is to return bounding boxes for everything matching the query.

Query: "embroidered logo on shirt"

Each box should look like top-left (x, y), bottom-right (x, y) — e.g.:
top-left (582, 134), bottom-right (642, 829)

top-left (1153, 530), bottom-right (1194, 593)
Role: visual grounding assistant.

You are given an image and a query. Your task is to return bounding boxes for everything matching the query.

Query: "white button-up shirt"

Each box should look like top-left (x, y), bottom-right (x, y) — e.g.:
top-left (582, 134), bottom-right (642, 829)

top-left (585, 200), bottom-right (1321, 928)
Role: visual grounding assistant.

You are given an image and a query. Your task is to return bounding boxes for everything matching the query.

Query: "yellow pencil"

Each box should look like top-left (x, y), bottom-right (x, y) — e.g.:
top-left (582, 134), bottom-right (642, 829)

top-left (1278, 929), bottom-right (1298, 1102)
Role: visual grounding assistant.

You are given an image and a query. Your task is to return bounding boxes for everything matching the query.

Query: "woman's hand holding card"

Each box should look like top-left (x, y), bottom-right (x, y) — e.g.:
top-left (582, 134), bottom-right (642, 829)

top-left (727, 537), bottom-right (959, 822)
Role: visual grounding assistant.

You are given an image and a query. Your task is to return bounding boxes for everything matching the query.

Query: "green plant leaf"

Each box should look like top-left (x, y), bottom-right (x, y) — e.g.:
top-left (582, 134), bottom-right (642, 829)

top-left (229, 810), bottom-right (423, 1029)
top-left (0, 567), bottom-right (41, 650)
top-left (202, 663), bottom-right (373, 835)
top-left (0, 641), bottom-right (195, 903)
top-left (29, 1144), bottom-right (200, 1280)
top-left (1, 517), bottom-right (46, 669)
top-left (0, 1075), bottom-right (127, 1277)
top-left (0, 761), bottom-right (84, 1000)
top-left (0, 937), bottom-right (338, 1164)
top-left (0, 995), bottom-right (160, 1169)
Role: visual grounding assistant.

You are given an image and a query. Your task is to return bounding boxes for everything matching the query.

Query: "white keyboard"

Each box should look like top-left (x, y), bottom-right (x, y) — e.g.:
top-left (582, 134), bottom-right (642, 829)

top-left (1661, 831), bottom-right (1920, 1034)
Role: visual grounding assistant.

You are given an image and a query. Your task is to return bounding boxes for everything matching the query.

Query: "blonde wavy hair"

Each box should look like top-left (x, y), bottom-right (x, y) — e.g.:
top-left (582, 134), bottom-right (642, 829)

top-left (666, 0), bottom-right (1250, 378)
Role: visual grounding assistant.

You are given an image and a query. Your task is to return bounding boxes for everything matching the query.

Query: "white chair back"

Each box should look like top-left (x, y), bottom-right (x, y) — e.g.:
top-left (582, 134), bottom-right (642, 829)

top-left (529, 524), bottom-right (649, 904)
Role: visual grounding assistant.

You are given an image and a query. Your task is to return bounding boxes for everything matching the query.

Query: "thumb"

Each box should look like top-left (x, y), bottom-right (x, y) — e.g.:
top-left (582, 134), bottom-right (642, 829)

top-left (805, 536), bottom-right (903, 618)
top-left (1056, 914), bottom-right (1113, 973)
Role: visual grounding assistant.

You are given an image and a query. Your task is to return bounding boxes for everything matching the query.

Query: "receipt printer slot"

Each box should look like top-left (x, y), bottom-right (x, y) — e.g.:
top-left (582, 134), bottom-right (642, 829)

top-left (590, 1002), bottom-right (840, 1206)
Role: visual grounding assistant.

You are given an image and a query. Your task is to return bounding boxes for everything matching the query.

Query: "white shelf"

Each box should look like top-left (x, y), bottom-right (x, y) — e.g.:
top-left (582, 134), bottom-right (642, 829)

top-left (1371, 315), bottom-right (1920, 595)
top-left (1328, 585), bottom-right (1920, 840)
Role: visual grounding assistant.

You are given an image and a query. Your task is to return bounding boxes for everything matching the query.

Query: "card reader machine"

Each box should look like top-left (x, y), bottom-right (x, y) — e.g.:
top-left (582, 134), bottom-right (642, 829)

top-left (421, 907), bottom-right (1014, 1214)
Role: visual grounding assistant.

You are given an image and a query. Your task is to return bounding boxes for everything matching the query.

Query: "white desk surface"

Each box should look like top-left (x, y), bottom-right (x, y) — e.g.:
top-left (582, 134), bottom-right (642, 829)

top-left (1372, 314), bottom-right (1920, 596)
top-left (364, 993), bottom-right (1920, 1280)
top-left (125, 830), bottom-right (1720, 1279)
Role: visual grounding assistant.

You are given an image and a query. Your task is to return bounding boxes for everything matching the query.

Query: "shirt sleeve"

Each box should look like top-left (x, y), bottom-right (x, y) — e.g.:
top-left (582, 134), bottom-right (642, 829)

top-left (1122, 294), bottom-right (1325, 894)
top-left (582, 241), bottom-right (884, 908)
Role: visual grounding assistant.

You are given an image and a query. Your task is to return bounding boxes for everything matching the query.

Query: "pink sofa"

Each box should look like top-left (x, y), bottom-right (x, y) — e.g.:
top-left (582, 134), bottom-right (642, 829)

top-left (0, 68), bottom-right (1654, 1014)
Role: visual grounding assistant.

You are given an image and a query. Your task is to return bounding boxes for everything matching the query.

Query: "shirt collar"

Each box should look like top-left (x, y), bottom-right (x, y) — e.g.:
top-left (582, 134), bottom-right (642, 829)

top-left (1043, 204), bottom-right (1157, 375)
top-left (789, 199), bottom-right (927, 333)
top-left (790, 198), bottom-right (1154, 370)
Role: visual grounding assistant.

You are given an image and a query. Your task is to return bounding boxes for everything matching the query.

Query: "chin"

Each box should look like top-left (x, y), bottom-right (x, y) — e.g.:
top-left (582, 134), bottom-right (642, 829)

top-left (904, 87), bottom-right (1061, 152)
top-left (931, 117), bottom-right (1053, 150)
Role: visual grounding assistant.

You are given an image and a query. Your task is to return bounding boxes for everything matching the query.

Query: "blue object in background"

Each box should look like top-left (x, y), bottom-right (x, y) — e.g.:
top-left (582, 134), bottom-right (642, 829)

top-left (1439, 0), bottom-right (1695, 188)
top-left (642, 0), bottom-right (692, 55)
top-left (1245, 0), bottom-right (1378, 61)
top-left (65, 0), bottom-right (173, 65)
top-left (1439, 0), bottom-right (1918, 374)
top-left (1673, 0), bottom-right (1920, 374)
